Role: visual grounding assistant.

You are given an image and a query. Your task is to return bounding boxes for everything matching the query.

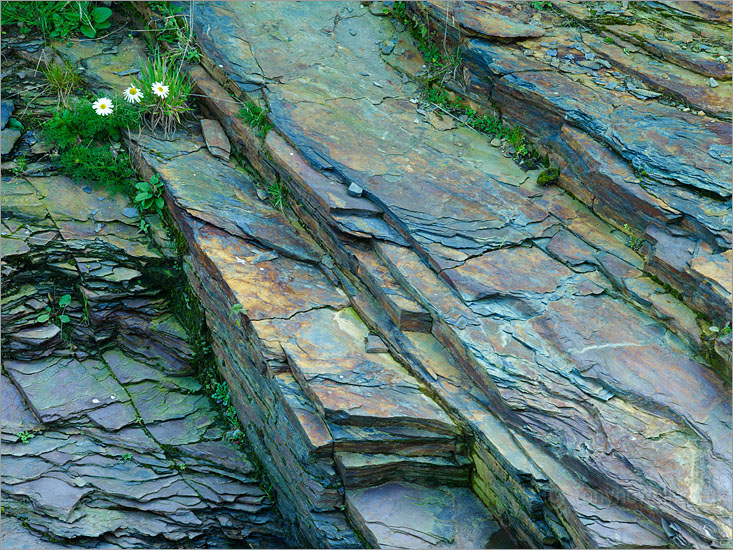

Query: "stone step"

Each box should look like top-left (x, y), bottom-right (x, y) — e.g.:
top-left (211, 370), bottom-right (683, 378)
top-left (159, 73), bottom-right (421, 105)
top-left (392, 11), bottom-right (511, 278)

top-left (334, 452), bottom-right (471, 489)
top-left (345, 481), bottom-right (510, 549)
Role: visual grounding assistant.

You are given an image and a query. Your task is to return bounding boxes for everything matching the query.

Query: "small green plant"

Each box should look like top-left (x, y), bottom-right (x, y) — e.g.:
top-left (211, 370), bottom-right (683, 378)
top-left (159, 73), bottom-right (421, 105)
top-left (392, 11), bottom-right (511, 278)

top-left (37, 293), bottom-right (72, 330)
top-left (1, 1), bottom-right (112, 40)
top-left (59, 145), bottom-right (136, 194)
top-left (149, 1), bottom-right (201, 63)
top-left (720, 326), bottom-right (732, 337)
top-left (119, 453), bottom-right (133, 462)
top-left (134, 173), bottom-right (165, 213)
top-left (12, 152), bottom-right (28, 176)
top-left (267, 180), bottom-right (288, 210)
top-left (17, 431), bottom-right (35, 444)
top-left (44, 100), bottom-right (141, 148)
top-left (229, 303), bottom-right (245, 327)
top-left (604, 36), bottom-right (614, 44)
top-left (238, 101), bottom-right (272, 138)
top-left (623, 223), bottom-right (644, 251)
top-left (42, 59), bottom-right (83, 108)
top-left (537, 167), bottom-right (559, 186)
top-left (133, 51), bottom-right (193, 136)
top-left (531, 1), bottom-right (552, 10)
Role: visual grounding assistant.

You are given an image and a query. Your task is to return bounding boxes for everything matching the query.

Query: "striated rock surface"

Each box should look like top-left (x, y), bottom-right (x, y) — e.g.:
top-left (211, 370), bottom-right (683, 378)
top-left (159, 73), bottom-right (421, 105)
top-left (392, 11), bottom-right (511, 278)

top-left (414, 1), bottom-right (731, 329)
top-left (1, 171), bottom-right (288, 548)
top-left (166, 1), bottom-right (732, 548)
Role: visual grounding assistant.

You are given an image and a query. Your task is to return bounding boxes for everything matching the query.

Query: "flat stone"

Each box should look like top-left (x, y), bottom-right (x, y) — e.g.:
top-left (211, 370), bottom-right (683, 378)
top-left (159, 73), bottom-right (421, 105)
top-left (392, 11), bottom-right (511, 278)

top-left (347, 182), bottom-right (363, 197)
top-left (364, 333), bottom-right (388, 354)
top-left (2, 127), bottom-right (21, 156)
top-left (201, 118), bottom-right (231, 159)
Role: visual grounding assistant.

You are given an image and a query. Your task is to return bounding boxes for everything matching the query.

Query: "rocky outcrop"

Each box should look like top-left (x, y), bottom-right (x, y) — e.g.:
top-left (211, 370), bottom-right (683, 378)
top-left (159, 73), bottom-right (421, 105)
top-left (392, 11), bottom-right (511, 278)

top-left (166, 2), bottom-right (730, 547)
top-left (413, 1), bottom-right (732, 331)
top-left (1, 41), bottom-right (288, 546)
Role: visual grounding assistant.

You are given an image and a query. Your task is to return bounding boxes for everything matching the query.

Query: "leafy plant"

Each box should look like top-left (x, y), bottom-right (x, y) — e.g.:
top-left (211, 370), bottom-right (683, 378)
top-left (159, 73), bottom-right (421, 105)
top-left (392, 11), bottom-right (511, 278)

top-left (229, 303), bottom-right (244, 327)
top-left (1, 1), bottom-right (112, 40)
top-left (531, 1), bottom-right (552, 10)
top-left (37, 293), bottom-right (72, 332)
top-left (12, 152), bottom-right (28, 176)
top-left (134, 173), bottom-right (165, 213)
top-left (17, 431), bottom-right (35, 444)
top-left (119, 453), bottom-right (133, 462)
top-left (133, 51), bottom-right (193, 136)
top-left (148, 1), bottom-right (201, 63)
top-left (604, 36), bottom-right (614, 44)
top-left (238, 101), bottom-right (272, 138)
top-left (623, 223), bottom-right (644, 251)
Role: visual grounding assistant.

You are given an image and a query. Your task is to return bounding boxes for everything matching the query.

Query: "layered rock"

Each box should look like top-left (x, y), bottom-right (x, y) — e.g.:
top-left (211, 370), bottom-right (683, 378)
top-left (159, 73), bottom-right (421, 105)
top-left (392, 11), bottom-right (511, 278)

top-left (413, 1), bottom-right (732, 330)
top-left (1, 172), bottom-right (288, 548)
top-left (166, 2), bottom-right (732, 547)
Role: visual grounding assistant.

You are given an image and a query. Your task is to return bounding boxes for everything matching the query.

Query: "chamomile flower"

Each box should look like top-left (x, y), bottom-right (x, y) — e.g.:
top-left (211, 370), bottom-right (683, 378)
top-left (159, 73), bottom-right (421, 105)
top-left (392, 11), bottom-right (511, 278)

top-left (123, 85), bottom-right (144, 103)
top-left (92, 97), bottom-right (114, 116)
top-left (151, 81), bottom-right (169, 99)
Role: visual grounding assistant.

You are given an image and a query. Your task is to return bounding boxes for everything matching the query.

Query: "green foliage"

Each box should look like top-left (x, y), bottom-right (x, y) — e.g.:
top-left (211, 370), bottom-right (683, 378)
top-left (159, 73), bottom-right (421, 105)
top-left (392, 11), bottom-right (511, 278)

top-left (1, 1), bottom-right (112, 40)
top-left (267, 180), bottom-right (288, 210)
top-left (42, 60), bottom-right (83, 108)
top-left (17, 431), bottom-right (35, 444)
top-left (623, 223), bottom-right (644, 251)
top-left (37, 293), bottom-right (72, 328)
top-left (59, 145), bottom-right (135, 194)
top-left (12, 152), bottom-right (28, 176)
top-left (604, 36), bottom-right (615, 44)
top-left (148, 1), bottom-right (201, 63)
top-left (134, 173), bottom-right (165, 213)
top-left (537, 167), bottom-right (559, 186)
top-left (229, 303), bottom-right (245, 327)
top-left (531, 1), bottom-right (552, 10)
top-left (44, 100), bottom-right (141, 148)
top-left (133, 51), bottom-right (193, 136)
top-left (119, 453), bottom-right (133, 462)
top-left (238, 101), bottom-right (271, 138)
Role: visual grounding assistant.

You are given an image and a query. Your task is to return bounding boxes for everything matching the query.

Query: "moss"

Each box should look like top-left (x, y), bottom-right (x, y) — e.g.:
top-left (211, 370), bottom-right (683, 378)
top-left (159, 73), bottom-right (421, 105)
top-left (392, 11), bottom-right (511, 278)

top-left (537, 167), bottom-right (560, 186)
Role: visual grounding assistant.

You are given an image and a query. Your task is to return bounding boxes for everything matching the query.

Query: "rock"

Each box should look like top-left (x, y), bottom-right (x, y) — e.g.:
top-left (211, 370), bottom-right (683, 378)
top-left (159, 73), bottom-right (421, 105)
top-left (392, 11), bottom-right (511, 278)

top-left (1, 127), bottom-right (21, 156)
top-left (709, 77), bottom-right (719, 88)
top-left (122, 207), bottom-right (138, 218)
top-left (201, 118), bottom-right (231, 159)
top-left (629, 88), bottom-right (662, 100)
top-left (364, 333), bottom-right (389, 353)
top-left (347, 182), bottom-right (363, 197)
top-left (490, 137), bottom-right (501, 147)
top-left (1, 99), bottom-right (14, 129)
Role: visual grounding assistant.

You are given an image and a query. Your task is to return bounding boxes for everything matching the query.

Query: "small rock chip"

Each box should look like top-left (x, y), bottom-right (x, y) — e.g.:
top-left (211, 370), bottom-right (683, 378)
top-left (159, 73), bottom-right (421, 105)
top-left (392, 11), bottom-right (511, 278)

top-left (365, 333), bottom-right (389, 354)
top-left (546, 49), bottom-right (557, 57)
top-left (360, 71), bottom-right (370, 77)
top-left (709, 77), bottom-right (719, 88)
top-left (717, 55), bottom-right (728, 63)
top-left (697, 110), bottom-right (705, 116)
top-left (597, 59), bottom-right (611, 68)
top-left (349, 29), bottom-right (357, 36)
top-left (490, 138), bottom-right (501, 147)
top-left (347, 183), bottom-right (363, 197)
top-left (83, 186), bottom-right (92, 194)
top-left (201, 118), bottom-right (231, 160)
top-left (373, 81), bottom-right (383, 88)
top-left (122, 207), bottom-right (138, 218)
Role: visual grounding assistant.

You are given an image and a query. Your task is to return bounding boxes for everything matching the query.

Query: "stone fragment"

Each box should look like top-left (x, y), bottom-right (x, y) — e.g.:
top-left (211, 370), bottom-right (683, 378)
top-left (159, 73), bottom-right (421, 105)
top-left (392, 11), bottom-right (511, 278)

top-left (201, 118), bottom-right (231, 159)
top-left (347, 182), bottom-right (363, 197)
top-left (364, 333), bottom-right (389, 354)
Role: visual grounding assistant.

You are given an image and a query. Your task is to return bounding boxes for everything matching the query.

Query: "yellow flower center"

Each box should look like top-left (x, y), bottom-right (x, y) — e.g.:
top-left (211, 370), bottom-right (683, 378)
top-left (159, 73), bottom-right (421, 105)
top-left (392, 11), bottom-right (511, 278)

top-left (99, 103), bottom-right (107, 109)
top-left (157, 87), bottom-right (163, 91)
top-left (129, 88), bottom-right (137, 95)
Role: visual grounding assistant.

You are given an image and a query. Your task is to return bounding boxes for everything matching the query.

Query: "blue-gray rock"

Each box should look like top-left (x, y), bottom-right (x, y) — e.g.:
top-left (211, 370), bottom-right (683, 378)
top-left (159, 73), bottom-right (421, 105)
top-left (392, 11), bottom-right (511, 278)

top-left (347, 183), bottom-right (363, 197)
top-left (1, 100), bottom-right (14, 130)
top-left (122, 207), bottom-right (139, 218)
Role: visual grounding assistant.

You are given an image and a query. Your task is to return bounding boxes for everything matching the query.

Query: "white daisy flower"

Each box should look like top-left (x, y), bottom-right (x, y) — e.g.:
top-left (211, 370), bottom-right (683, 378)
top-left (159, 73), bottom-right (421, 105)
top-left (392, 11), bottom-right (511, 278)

top-left (92, 97), bottom-right (114, 116)
top-left (123, 85), bottom-right (143, 103)
top-left (151, 81), bottom-right (169, 99)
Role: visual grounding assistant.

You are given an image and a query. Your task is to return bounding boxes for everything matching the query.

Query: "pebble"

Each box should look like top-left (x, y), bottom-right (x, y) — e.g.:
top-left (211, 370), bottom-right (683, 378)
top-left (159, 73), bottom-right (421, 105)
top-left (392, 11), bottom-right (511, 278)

top-left (122, 207), bottom-right (138, 218)
top-left (546, 49), bottom-right (557, 57)
top-left (360, 71), bottom-right (370, 76)
top-left (381, 43), bottom-right (395, 55)
top-left (413, 118), bottom-right (420, 124)
top-left (490, 137), bottom-right (501, 147)
top-left (605, 82), bottom-right (617, 90)
top-left (92, 399), bottom-right (100, 404)
top-left (597, 59), bottom-right (611, 69)
top-left (709, 77), bottom-right (719, 88)
top-left (697, 110), bottom-right (705, 116)
top-left (409, 98), bottom-right (418, 104)
top-left (564, 54), bottom-right (574, 60)
top-left (541, 42), bottom-right (550, 48)
top-left (717, 55), bottom-right (728, 63)
top-left (349, 29), bottom-right (357, 36)
top-left (83, 185), bottom-right (92, 194)
top-left (346, 182), bottom-right (364, 197)
top-left (373, 81), bottom-right (383, 88)
top-left (585, 52), bottom-right (595, 60)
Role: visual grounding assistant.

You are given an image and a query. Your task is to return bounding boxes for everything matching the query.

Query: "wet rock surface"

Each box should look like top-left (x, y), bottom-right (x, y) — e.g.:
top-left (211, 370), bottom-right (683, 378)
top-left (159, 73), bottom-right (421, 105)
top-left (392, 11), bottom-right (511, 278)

top-left (174, 1), bottom-right (732, 548)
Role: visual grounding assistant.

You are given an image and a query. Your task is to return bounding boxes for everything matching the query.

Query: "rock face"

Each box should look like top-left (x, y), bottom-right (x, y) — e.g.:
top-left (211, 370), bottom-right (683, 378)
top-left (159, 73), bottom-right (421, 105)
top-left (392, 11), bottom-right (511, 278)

top-left (1, 174), bottom-right (287, 548)
top-left (165, 1), bottom-right (731, 548)
top-left (415, 1), bottom-right (732, 330)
